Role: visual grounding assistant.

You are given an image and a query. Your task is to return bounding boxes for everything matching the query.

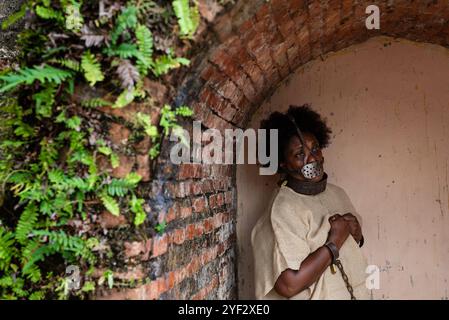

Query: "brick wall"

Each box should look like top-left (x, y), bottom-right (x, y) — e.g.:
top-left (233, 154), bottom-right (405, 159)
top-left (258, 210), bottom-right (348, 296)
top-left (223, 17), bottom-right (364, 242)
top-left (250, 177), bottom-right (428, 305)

top-left (4, 0), bottom-right (449, 300)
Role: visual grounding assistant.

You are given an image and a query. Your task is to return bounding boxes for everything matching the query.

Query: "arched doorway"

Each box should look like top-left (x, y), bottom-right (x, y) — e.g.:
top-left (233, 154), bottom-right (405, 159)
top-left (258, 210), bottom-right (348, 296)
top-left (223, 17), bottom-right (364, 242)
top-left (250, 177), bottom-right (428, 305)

top-left (236, 36), bottom-right (449, 299)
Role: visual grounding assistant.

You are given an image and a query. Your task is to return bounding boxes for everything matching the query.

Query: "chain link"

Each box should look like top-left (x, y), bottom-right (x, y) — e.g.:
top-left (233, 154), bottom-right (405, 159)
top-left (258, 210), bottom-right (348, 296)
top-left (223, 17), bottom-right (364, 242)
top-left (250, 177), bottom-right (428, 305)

top-left (334, 259), bottom-right (356, 300)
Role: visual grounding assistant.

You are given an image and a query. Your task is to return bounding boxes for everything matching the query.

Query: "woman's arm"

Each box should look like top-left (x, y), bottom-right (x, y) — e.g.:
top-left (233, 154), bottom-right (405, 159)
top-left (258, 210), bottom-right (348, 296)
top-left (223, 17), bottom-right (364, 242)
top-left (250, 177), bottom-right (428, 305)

top-left (273, 214), bottom-right (350, 298)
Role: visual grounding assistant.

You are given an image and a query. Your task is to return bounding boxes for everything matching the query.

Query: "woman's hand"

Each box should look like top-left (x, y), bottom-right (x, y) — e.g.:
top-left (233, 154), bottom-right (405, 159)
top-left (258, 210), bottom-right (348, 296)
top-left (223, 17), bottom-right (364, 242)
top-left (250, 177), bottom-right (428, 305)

top-left (327, 214), bottom-right (351, 249)
top-left (342, 213), bottom-right (363, 244)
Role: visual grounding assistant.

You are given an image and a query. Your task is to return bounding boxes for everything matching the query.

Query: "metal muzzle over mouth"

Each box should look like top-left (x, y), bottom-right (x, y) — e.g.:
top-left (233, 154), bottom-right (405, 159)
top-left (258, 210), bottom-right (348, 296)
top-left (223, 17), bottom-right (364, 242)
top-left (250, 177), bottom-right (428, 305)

top-left (301, 160), bottom-right (324, 180)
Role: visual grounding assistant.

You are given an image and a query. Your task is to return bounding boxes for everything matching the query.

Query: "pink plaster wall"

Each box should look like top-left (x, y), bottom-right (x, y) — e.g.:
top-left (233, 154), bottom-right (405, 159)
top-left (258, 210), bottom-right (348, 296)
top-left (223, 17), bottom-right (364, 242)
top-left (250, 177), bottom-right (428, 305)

top-left (237, 36), bottom-right (449, 300)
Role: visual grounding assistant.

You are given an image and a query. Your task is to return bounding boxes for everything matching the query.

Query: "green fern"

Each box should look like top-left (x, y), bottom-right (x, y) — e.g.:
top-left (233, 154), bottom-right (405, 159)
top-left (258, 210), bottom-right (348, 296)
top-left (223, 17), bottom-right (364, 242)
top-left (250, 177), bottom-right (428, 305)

top-left (35, 5), bottom-right (64, 23)
top-left (100, 192), bottom-right (120, 216)
top-left (21, 241), bottom-right (56, 274)
top-left (152, 54), bottom-right (189, 77)
top-left (130, 195), bottom-right (146, 226)
top-left (175, 105), bottom-right (194, 117)
top-left (136, 112), bottom-right (159, 140)
top-left (0, 228), bottom-right (17, 270)
top-left (113, 89), bottom-right (135, 108)
top-left (107, 173), bottom-right (142, 197)
top-left (81, 51), bottom-right (104, 86)
top-left (0, 65), bottom-right (73, 93)
top-left (64, 2), bottom-right (84, 32)
top-left (111, 6), bottom-right (138, 44)
top-left (33, 84), bottom-right (57, 118)
top-left (15, 203), bottom-right (38, 245)
top-left (172, 0), bottom-right (200, 39)
top-left (135, 24), bottom-right (154, 75)
top-left (81, 98), bottom-right (110, 108)
top-left (49, 58), bottom-right (81, 72)
top-left (105, 43), bottom-right (140, 59)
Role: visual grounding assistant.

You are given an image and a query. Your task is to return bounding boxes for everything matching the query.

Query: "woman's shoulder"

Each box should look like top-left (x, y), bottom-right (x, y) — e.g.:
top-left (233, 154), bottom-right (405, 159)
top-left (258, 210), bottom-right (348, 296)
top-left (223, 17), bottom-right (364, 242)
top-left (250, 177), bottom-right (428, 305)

top-left (251, 186), bottom-right (301, 231)
top-left (325, 182), bottom-right (351, 198)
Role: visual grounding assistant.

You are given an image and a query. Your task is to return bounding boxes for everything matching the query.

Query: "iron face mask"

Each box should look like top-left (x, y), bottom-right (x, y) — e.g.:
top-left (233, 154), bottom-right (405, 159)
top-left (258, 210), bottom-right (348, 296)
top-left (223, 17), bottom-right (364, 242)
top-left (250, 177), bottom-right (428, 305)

top-left (286, 115), bottom-right (324, 180)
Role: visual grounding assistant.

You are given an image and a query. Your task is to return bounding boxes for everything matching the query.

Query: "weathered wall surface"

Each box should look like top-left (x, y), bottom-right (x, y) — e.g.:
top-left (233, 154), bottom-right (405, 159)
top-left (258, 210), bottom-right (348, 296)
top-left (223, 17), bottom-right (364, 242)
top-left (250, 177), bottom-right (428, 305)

top-left (237, 36), bottom-right (449, 300)
top-left (0, 0), bottom-right (23, 60)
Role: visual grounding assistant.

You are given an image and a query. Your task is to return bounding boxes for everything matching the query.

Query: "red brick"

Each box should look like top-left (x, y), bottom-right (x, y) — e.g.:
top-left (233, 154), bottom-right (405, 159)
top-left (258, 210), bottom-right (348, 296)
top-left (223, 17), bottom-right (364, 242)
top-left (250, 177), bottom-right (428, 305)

top-left (156, 277), bottom-right (168, 295)
top-left (96, 287), bottom-right (145, 300)
top-left (167, 271), bottom-right (176, 290)
top-left (178, 163), bottom-right (202, 179)
top-left (166, 203), bottom-right (178, 223)
top-left (151, 234), bottom-right (168, 257)
top-left (136, 154), bottom-right (151, 182)
top-left (192, 196), bottom-right (207, 213)
top-left (124, 240), bottom-right (150, 258)
top-left (186, 224), bottom-right (196, 240)
top-left (180, 206), bottom-right (193, 219)
top-left (98, 211), bottom-right (127, 229)
top-left (203, 218), bottom-right (214, 233)
top-left (111, 154), bottom-right (135, 178)
top-left (209, 194), bottom-right (217, 209)
top-left (144, 280), bottom-right (159, 300)
top-left (216, 193), bottom-right (224, 207)
top-left (194, 222), bottom-right (204, 237)
top-left (109, 122), bottom-right (131, 146)
top-left (172, 228), bottom-right (185, 245)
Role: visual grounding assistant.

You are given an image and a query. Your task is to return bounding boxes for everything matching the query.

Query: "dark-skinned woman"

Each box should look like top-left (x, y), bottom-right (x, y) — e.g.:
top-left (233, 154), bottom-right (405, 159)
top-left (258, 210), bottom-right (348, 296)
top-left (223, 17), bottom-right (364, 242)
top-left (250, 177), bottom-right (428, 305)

top-left (251, 105), bottom-right (369, 300)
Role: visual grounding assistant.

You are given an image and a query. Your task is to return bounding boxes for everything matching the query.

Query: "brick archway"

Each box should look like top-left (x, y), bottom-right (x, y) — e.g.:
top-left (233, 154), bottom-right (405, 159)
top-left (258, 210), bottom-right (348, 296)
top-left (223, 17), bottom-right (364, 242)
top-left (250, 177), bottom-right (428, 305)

top-left (164, 0), bottom-right (449, 300)
top-left (179, 0), bottom-right (449, 130)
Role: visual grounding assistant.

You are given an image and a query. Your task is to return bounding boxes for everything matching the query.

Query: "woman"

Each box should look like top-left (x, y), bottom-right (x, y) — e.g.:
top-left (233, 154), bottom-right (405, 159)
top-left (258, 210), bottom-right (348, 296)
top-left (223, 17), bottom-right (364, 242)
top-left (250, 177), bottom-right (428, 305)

top-left (251, 105), bottom-right (369, 300)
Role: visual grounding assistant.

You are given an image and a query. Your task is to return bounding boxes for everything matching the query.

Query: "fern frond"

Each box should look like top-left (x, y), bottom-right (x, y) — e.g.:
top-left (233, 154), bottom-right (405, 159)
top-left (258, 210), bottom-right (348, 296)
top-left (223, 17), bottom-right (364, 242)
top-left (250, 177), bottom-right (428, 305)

top-left (136, 112), bottom-right (159, 139)
top-left (0, 228), bottom-right (17, 270)
top-left (135, 24), bottom-right (153, 75)
top-left (172, 0), bottom-right (200, 39)
top-left (21, 241), bottom-right (55, 274)
top-left (35, 5), bottom-right (64, 22)
top-left (152, 54), bottom-right (189, 77)
top-left (111, 6), bottom-right (138, 44)
top-left (64, 2), bottom-right (84, 32)
top-left (81, 51), bottom-right (104, 86)
top-left (113, 88), bottom-right (135, 108)
top-left (0, 65), bottom-right (73, 93)
top-left (81, 97), bottom-right (110, 108)
top-left (15, 203), bottom-right (38, 245)
top-left (33, 83), bottom-right (57, 118)
top-left (104, 43), bottom-right (139, 59)
top-left (116, 59), bottom-right (140, 90)
top-left (175, 105), bottom-right (194, 117)
top-left (100, 192), bottom-right (120, 216)
top-left (107, 173), bottom-right (141, 197)
top-left (130, 195), bottom-right (146, 226)
top-left (49, 58), bottom-right (81, 72)
top-left (81, 25), bottom-right (105, 47)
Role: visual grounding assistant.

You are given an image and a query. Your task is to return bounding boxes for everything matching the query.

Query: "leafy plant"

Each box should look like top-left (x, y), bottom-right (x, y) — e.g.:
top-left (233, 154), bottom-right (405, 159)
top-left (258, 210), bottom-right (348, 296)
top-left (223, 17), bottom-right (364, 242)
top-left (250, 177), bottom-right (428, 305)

top-left (172, 0), bottom-right (200, 39)
top-left (0, 65), bottom-right (72, 93)
top-left (0, 0), bottom-right (199, 300)
top-left (81, 51), bottom-right (104, 86)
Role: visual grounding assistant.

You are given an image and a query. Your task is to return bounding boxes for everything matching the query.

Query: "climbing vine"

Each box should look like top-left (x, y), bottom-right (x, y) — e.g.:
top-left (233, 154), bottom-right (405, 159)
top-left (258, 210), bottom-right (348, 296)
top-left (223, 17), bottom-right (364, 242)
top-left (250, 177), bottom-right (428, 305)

top-left (0, 0), bottom-right (199, 299)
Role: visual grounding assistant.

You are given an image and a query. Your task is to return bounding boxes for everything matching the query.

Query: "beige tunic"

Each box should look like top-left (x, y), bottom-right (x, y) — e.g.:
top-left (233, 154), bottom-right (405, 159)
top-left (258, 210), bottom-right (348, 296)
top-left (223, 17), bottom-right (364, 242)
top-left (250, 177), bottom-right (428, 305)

top-left (251, 182), bottom-right (370, 300)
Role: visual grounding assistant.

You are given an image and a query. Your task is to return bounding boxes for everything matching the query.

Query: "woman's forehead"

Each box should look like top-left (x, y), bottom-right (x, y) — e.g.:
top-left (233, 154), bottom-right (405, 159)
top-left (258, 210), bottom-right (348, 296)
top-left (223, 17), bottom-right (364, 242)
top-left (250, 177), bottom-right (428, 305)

top-left (287, 133), bottom-right (318, 148)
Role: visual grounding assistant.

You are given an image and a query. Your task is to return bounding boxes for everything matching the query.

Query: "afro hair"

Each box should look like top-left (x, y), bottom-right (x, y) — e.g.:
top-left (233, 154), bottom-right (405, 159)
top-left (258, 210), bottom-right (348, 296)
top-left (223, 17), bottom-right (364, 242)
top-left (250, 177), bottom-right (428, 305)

top-left (259, 104), bottom-right (332, 173)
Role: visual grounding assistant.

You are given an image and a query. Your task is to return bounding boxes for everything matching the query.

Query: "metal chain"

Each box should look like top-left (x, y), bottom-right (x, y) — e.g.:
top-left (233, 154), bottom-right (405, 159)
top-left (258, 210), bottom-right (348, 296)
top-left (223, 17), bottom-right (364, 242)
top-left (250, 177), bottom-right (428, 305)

top-left (334, 259), bottom-right (356, 300)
